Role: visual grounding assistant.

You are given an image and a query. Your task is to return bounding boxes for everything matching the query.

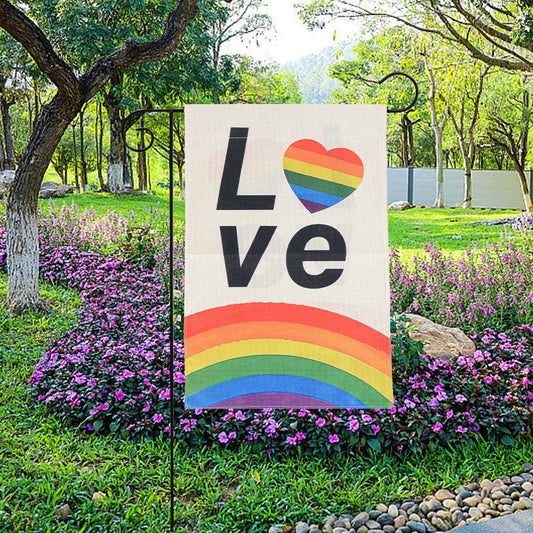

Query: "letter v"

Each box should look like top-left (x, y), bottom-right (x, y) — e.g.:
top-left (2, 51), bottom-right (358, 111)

top-left (220, 226), bottom-right (277, 287)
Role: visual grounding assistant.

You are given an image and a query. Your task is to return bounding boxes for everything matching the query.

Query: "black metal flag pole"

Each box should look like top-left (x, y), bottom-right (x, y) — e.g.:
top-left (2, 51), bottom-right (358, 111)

top-left (123, 108), bottom-right (183, 533)
top-left (169, 109), bottom-right (176, 533)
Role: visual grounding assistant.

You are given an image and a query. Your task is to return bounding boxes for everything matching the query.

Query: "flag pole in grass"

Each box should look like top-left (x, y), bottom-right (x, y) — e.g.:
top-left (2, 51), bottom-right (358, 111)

top-left (123, 107), bottom-right (184, 532)
top-left (169, 109), bottom-right (176, 532)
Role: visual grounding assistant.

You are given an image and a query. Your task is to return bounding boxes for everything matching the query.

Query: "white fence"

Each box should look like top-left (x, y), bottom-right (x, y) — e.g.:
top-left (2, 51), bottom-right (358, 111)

top-left (388, 167), bottom-right (532, 210)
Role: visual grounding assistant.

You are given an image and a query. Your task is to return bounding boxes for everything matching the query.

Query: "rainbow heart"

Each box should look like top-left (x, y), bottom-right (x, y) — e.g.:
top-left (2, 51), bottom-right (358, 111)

top-left (283, 139), bottom-right (364, 213)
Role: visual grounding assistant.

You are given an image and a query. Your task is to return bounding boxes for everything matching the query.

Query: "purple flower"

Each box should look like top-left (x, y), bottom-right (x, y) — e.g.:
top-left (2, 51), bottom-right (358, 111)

top-left (432, 422), bottom-right (443, 433)
top-left (328, 434), bottom-right (340, 444)
top-left (457, 426), bottom-right (468, 434)
top-left (153, 413), bottom-right (163, 423)
top-left (316, 418), bottom-right (326, 427)
top-left (218, 432), bottom-right (229, 443)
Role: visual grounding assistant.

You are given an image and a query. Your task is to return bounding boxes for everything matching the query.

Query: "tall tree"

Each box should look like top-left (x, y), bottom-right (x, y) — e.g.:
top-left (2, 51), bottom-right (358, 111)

top-left (422, 51), bottom-right (449, 207)
top-left (0, 0), bottom-right (202, 313)
top-left (298, 1), bottom-right (533, 73)
top-left (485, 75), bottom-right (533, 212)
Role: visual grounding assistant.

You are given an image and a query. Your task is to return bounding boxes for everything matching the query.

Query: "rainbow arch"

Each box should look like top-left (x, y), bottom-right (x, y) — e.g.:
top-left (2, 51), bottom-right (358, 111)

top-left (184, 302), bottom-right (392, 409)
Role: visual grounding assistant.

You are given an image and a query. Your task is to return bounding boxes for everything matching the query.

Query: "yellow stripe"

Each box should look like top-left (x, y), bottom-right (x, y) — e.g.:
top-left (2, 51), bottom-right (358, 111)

top-left (284, 157), bottom-right (363, 189)
top-left (186, 339), bottom-right (393, 401)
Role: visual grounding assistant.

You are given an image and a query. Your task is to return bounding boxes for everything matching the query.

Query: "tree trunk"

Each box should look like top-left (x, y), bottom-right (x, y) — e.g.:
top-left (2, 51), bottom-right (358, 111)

top-left (423, 54), bottom-right (447, 208)
top-left (433, 125), bottom-right (445, 208)
top-left (95, 101), bottom-right (105, 189)
top-left (136, 115), bottom-right (148, 191)
top-left (72, 122), bottom-right (80, 193)
top-left (79, 108), bottom-right (88, 191)
top-left (104, 76), bottom-right (125, 193)
top-left (6, 93), bottom-right (80, 313)
top-left (0, 79), bottom-right (16, 170)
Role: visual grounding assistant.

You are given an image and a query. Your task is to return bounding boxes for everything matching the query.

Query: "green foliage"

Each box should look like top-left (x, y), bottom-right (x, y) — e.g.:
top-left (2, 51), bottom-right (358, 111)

top-left (116, 225), bottom-right (158, 269)
top-left (390, 315), bottom-right (426, 377)
top-left (222, 55), bottom-right (304, 103)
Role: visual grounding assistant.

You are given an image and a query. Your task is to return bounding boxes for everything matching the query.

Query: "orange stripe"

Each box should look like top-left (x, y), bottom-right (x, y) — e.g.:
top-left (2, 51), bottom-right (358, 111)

top-left (185, 321), bottom-right (391, 376)
top-left (284, 147), bottom-right (363, 177)
top-left (185, 303), bottom-right (390, 354)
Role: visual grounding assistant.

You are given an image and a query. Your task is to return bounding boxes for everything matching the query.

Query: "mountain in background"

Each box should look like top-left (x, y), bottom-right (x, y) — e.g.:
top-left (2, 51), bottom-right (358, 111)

top-left (283, 39), bottom-right (357, 103)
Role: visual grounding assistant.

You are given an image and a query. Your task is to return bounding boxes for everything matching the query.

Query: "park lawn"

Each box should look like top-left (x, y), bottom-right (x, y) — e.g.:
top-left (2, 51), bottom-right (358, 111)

top-left (388, 207), bottom-right (521, 255)
top-left (0, 199), bottom-right (530, 531)
top-left (35, 192), bottom-right (522, 253)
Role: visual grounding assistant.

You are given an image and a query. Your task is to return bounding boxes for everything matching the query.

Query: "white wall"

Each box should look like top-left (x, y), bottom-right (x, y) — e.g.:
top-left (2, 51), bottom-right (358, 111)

top-left (388, 167), bottom-right (529, 209)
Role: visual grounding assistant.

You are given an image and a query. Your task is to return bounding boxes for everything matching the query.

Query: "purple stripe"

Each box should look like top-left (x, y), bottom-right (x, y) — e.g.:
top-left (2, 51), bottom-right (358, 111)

top-left (208, 393), bottom-right (338, 409)
top-left (300, 199), bottom-right (327, 213)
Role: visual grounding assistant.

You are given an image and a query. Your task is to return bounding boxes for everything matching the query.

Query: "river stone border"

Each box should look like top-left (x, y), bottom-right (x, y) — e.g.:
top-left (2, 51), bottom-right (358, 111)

top-left (268, 463), bottom-right (533, 533)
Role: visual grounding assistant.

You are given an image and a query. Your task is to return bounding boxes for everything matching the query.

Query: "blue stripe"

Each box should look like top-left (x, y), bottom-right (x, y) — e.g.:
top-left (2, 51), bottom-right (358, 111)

top-left (288, 184), bottom-right (344, 207)
top-left (184, 374), bottom-right (370, 409)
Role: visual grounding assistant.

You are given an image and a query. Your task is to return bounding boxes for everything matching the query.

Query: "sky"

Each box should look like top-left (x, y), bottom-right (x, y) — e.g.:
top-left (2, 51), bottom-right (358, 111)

top-left (224, 0), bottom-right (356, 64)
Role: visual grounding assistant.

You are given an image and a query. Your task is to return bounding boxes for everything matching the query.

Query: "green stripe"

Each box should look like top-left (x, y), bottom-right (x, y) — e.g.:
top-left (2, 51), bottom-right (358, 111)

top-left (186, 355), bottom-right (391, 408)
top-left (284, 169), bottom-right (356, 198)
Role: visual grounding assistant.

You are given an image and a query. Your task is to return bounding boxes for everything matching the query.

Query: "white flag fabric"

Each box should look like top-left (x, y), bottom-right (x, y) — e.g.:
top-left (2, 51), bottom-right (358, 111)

top-left (184, 104), bottom-right (392, 409)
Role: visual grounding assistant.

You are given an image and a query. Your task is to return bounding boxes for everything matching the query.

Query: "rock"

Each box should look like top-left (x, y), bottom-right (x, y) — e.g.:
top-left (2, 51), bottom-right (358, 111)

top-left (408, 513), bottom-right (422, 522)
top-left (364, 520), bottom-right (380, 530)
top-left (451, 509), bottom-right (463, 525)
top-left (376, 513), bottom-right (395, 526)
top-left (434, 489), bottom-right (455, 502)
top-left (406, 521), bottom-right (426, 533)
top-left (383, 527), bottom-right (395, 533)
top-left (334, 519), bottom-right (351, 530)
top-left (332, 528), bottom-right (347, 533)
top-left (269, 527), bottom-right (284, 533)
top-left (295, 522), bottom-right (310, 533)
top-left (351, 513), bottom-right (369, 529)
top-left (425, 498), bottom-right (442, 512)
top-left (92, 491), bottom-right (106, 505)
top-left (0, 169), bottom-right (15, 199)
top-left (480, 479), bottom-right (496, 492)
top-left (430, 516), bottom-right (450, 530)
top-left (403, 314), bottom-right (476, 362)
top-left (523, 481), bottom-right (533, 492)
top-left (442, 499), bottom-right (456, 509)
top-left (54, 503), bottom-right (70, 521)
top-left (468, 507), bottom-right (483, 520)
top-left (394, 516), bottom-right (406, 528)
top-left (388, 200), bottom-right (412, 211)
top-left (421, 518), bottom-right (436, 533)
top-left (387, 505), bottom-right (398, 519)
top-left (368, 510), bottom-right (381, 520)
top-left (520, 496), bottom-right (533, 509)
top-left (356, 527), bottom-right (368, 533)
top-left (375, 503), bottom-right (388, 513)
top-left (463, 495), bottom-right (482, 507)
top-left (458, 490), bottom-right (473, 500)
top-left (39, 181), bottom-right (76, 199)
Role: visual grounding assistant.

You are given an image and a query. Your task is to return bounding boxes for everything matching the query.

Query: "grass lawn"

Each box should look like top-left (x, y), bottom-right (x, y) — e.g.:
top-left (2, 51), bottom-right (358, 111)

top-left (1, 275), bottom-right (532, 532)
top-left (0, 197), bottom-right (530, 531)
top-left (388, 207), bottom-right (520, 254)
top-left (31, 192), bottom-right (522, 253)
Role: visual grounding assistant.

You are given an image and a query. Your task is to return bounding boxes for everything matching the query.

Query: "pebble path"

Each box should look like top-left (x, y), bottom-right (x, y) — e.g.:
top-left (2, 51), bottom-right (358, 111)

top-left (268, 463), bottom-right (533, 533)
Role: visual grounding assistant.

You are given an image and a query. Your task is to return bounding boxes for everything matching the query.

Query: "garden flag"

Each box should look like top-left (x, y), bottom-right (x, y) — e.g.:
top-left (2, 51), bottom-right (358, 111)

top-left (184, 104), bottom-right (393, 409)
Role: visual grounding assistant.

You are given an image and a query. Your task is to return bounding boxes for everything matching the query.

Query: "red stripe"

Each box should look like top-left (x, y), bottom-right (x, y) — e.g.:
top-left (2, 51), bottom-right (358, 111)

top-left (288, 139), bottom-right (362, 166)
top-left (185, 302), bottom-right (390, 354)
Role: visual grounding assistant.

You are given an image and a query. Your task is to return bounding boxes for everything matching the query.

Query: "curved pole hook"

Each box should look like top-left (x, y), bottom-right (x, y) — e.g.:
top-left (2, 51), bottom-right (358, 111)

top-left (378, 71), bottom-right (419, 114)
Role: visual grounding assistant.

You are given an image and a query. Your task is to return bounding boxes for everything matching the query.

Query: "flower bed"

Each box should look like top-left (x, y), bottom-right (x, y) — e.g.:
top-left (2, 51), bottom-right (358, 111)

top-left (0, 212), bottom-right (531, 454)
top-left (390, 242), bottom-right (533, 332)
